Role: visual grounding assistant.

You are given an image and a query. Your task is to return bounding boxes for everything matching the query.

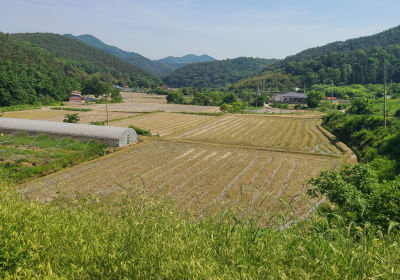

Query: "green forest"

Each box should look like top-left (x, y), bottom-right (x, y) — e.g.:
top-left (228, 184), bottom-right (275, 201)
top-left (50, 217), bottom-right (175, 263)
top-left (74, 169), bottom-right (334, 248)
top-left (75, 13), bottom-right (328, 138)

top-left (156, 54), bottom-right (215, 68)
top-left (0, 32), bottom-right (160, 106)
top-left (236, 25), bottom-right (400, 92)
top-left (161, 57), bottom-right (278, 88)
top-left (10, 33), bottom-right (163, 87)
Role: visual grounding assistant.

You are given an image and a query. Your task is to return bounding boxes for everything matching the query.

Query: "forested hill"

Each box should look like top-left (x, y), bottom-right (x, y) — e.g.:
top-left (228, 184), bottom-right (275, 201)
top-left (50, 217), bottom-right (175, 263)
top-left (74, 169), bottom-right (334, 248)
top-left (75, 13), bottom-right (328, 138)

top-left (155, 54), bottom-right (215, 68)
top-left (10, 33), bottom-right (163, 86)
top-left (0, 32), bottom-right (89, 106)
top-left (236, 25), bottom-right (400, 90)
top-left (64, 34), bottom-right (174, 76)
top-left (161, 57), bottom-right (278, 88)
top-left (267, 24), bottom-right (400, 71)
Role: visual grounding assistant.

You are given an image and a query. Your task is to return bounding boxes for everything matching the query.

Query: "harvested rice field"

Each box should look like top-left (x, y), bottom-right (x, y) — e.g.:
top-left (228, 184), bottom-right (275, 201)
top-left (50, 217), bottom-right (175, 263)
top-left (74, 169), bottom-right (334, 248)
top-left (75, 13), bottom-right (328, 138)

top-left (112, 112), bottom-right (218, 136)
top-left (3, 109), bottom-right (138, 124)
top-left (170, 115), bottom-right (345, 155)
top-left (22, 140), bottom-right (343, 223)
top-left (67, 102), bottom-right (221, 113)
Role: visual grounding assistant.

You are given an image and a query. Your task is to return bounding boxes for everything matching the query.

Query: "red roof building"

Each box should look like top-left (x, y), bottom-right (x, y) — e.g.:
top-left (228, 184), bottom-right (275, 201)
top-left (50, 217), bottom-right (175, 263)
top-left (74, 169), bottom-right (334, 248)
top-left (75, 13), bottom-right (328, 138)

top-left (69, 91), bottom-right (84, 102)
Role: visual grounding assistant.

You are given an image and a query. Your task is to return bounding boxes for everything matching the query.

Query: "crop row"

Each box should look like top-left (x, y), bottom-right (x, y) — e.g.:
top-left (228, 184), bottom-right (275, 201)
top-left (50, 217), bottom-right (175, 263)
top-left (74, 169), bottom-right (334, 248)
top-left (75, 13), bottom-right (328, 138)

top-left (22, 140), bottom-right (342, 223)
top-left (170, 115), bottom-right (343, 155)
top-left (112, 112), bottom-right (218, 136)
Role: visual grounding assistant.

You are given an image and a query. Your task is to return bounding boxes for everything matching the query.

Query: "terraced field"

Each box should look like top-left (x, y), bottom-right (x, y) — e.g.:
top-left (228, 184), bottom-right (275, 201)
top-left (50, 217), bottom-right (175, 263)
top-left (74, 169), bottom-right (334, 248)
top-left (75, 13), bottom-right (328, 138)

top-left (112, 112), bottom-right (218, 136)
top-left (170, 115), bottom-right (344, 155)
top-left (22, 140), bottom-right (343, 223)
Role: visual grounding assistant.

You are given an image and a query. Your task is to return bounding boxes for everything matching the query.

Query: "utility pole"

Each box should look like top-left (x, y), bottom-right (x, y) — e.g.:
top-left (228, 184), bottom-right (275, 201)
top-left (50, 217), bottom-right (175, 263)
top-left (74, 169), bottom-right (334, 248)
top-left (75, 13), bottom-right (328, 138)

top-left (104, 94), bottom-right (109, 126)
top-left (384, 63), bottom-right (387, 127)
top-left (304, 83), bottom-right (306, 95)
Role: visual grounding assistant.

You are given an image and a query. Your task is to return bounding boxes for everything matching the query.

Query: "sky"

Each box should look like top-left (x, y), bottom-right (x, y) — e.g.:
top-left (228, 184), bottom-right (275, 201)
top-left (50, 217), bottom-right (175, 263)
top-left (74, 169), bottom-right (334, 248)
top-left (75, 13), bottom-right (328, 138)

top-left (1, 0), bottom-right (400, 60)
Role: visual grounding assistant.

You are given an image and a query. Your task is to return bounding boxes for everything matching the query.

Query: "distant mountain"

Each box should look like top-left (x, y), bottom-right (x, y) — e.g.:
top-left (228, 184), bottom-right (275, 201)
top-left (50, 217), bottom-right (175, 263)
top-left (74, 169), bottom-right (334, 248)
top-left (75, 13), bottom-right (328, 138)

top-left (10, 33), bottom-right (163, 87)
top-left (64, 34), bottom-right (174, 76)
top-left (155, 54), bottom-right (215, 68)
top-left (161, 57), bottom-right (278, 88)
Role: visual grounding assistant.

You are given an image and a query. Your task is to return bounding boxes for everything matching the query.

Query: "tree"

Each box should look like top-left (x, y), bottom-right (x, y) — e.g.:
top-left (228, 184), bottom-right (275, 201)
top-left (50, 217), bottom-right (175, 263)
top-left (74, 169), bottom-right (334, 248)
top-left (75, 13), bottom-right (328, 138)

top-left (166, 91), bottom-right (184, 104)
top-left (220, 103), bottom-right (228, 114)
top-left (63, 113), bottom-right (80, 123)
top-left (223, 92), bottom-right (238, 104)
top-left (306, 90), bottom-right (325, 108)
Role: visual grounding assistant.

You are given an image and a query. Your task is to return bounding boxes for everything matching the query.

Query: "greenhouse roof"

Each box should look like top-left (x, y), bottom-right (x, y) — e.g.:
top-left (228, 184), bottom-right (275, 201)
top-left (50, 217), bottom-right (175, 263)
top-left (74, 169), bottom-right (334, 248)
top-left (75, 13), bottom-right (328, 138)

top-left (0, 118), bottom-right (136, 143)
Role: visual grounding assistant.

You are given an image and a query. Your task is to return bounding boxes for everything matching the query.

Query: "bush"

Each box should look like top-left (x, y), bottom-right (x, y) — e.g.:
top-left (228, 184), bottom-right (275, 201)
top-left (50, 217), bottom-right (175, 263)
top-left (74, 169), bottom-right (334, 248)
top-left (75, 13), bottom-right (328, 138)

top-left (63, 113), bottom-right (80, 123)
top-left (128, 125), bottom-right (154, 136)
top-left (308, 163), bottom-right (400, 229)
top-left (166, 91), bottom-right (184, 104)
top-left (306, 90), bottom-right (325, 108)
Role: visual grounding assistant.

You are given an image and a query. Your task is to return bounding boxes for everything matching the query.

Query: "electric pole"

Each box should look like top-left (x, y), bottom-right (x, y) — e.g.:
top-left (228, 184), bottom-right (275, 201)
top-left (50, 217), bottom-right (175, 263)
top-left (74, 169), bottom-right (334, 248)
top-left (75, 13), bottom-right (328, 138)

top-left (384, 63), bottom-right (387, 127)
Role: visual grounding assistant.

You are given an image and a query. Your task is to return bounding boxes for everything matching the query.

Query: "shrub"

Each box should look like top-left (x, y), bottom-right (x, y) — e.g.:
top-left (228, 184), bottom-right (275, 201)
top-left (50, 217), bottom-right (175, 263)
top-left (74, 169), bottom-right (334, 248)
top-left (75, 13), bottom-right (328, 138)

top-left (63, 113), bottom-right (80, 123)
top-left (128, 125), bottom-right (154, 136)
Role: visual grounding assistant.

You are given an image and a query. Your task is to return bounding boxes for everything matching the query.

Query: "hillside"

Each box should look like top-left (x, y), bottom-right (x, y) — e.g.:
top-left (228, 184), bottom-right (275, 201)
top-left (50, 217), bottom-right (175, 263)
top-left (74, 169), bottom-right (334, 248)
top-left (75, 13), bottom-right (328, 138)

top-left (236, 25), bottom-right (400, 89)
top-left (161, 57), bottom-right (278, 88)
top-left (267, 24), bottom-right (400, 71)
top-left (64, 34), bottom-right (174, 76)
top-left (10, 33), bottom-right (163, 87)
top-left (155, 54), bottom-right (215, 68)
top-left (0, 32), bottom-right (88, 106)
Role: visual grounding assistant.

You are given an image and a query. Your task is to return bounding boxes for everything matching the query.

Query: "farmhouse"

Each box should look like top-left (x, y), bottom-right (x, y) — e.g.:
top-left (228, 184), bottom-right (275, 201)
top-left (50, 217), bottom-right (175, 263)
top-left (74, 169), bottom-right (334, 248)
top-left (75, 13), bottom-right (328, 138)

top-left (69, 91), bottom-right (84, 102)
top-left (0, 118), bottom-right (137, 147)
top-left (270, 93), bottom-right (307, 103)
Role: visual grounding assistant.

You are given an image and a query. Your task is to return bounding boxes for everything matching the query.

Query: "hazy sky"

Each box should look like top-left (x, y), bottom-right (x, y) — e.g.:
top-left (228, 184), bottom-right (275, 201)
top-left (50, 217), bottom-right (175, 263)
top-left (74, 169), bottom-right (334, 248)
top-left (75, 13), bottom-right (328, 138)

top-left (1, 0), bottom-right (400, 60)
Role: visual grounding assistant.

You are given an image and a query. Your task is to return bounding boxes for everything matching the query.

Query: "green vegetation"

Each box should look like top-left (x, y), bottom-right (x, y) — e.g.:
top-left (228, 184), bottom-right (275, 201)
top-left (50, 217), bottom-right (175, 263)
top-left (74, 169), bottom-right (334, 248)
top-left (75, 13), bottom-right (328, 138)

top-left (0, 32), bottom-right (82, 106)
top-left (156, 54), bottom-right (215, 68)
top-left (63, 113), bottom-right (80, 123)
top-left (306, 90), bottom-right (325, 108)
top-left (178, 111), bottom-right (225, 117)
top-left (237, 25), bottom-right (400, 91)
top-left (10, 33), bottom-right (163, 87)
top-left (128, 125), bottom-right (154, 136)
top-left (0, 134), bottom-right (106, 183)
top-left (64, 34), bottom-right (174, 76)
top-left (1, 179), bottom-right (399, 278)
top-left (0, 105), bottom-right (43, 113)
top-left (162, 57), bottom-right (278, 88)
top-left (270, 103), bottom-right (289, 109)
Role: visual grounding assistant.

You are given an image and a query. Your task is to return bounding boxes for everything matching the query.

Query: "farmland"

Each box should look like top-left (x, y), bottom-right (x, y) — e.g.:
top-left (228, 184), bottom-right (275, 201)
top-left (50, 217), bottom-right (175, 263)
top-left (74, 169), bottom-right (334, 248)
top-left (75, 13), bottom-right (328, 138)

top-left (112, 112), bottom-right (218, 136)
top-left (7, 102), bottom-right (353, 221)
top-left (22, 139), bottom-right (343, 223)
top-left (3, 109), bottom-right (138, 124)
top-left (170, 115), bottom-right (348, 155)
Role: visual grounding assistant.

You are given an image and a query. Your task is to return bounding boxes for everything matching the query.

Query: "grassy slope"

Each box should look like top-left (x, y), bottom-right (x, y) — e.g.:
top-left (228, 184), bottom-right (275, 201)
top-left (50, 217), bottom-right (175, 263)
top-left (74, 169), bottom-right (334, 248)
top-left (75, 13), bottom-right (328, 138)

top-left (1, 179), bottom-right (399, 279)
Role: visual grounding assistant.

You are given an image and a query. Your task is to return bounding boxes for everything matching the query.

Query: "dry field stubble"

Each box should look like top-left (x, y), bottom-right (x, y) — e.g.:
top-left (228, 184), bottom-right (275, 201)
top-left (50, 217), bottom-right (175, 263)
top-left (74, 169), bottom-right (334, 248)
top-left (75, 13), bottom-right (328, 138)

top-left (21, 140), bottom-right (342, 224)
top-left (170, 115), bottom-right (346, 155)
top-left (68, 102), bottom-right (221, 113)
top-left (3, 109), bottom-right (138, 124)
top-left (111, 112), bottom-right (218, 136)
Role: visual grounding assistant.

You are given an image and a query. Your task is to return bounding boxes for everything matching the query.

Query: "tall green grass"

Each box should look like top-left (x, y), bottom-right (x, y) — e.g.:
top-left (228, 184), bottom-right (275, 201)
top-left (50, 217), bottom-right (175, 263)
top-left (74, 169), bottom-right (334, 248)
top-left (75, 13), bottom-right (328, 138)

top-left (0, 179), bottom-right (399, 279)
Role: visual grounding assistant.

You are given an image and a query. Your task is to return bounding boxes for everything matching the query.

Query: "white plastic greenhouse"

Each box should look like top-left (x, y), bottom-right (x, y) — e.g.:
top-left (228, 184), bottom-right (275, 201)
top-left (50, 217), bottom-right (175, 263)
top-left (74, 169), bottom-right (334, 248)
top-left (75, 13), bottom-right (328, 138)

top-left (0, 118), bottom-right (137, 147)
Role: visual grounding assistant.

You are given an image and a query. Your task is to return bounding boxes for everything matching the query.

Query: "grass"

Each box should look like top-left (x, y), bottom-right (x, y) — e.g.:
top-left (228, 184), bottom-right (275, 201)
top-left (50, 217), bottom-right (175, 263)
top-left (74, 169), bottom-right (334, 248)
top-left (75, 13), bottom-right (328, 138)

top-left (50, 107), bottom-right (94, 112)
top-left (1, 178), bottom-right (399, 279)
top-left (0, 104), bottom-right (42, 113)
top-left (0, 134), bottom-right (107, 183)
top-left (178, 111), bottom-right (225, 116)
